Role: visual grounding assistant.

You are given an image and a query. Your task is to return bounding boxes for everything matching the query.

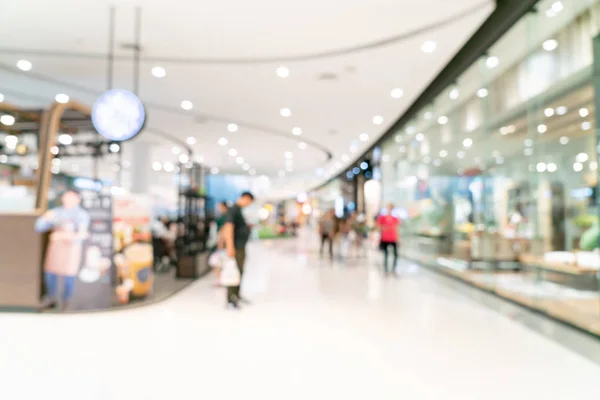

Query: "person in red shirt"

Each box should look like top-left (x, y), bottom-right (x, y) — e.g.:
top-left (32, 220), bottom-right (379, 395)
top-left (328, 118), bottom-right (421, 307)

top-left (377, 203), bottom-right (400, 275)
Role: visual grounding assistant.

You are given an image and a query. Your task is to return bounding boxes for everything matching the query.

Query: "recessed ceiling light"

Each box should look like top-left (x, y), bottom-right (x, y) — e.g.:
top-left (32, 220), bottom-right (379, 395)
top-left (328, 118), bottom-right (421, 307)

top-left (573, 161), bottom-right (583, 172)
top-left (544, 107), bottom-right (555, 117)
top-left (390, 88), bottom-right (404, 99)
top-left (437, 116), bottom-right (448, 125)
top-left (284, 151), bottom-right (293, 159)
top-left (359, 133), bottom-right (369, 142)
top-left (17, 60), bottom-right (32, 71)
top-left (228, 148), bottom-right (237, 157)
top-left (542, 39), bottom-right (558, 51)
top-left (280, 108), bottom-right (291, 117)
top-left (535, 162), bottom-right (546, 172)
top-left (55, 93), bottom-right (69, 104)
top-left (0, 114), bottom-right (15, 126)
top-left (58, 134), bottom-right (73, 145)
top-left (524, 139), bottom-right (533, 147)
top-left (406, 126), bottom-right (416, 135)
top-left (507, 125), bottom-right (516, 134)
top-left (477, 88), bottom-right (489, 98)
top-left (560, 136), bottom-right (569, 145)
top-left (109, 143), bottom-right (120, 153)
top-left (547, 162), bottom-right (557, 172)
top-left (249, 168), bottom-right (256, 176)
top-left (372, 116), bottom-right (384, 125)
top-left (485, 56), bottom-right (499, 69)
top-left (457, 151), bottom-right (465, 159)
top-left (181, 101), bottom-right (193, 110)
top-left (449, 87), bottom-right (459, 100)
top-left (299, 142), bottom-right (307, 150)
top-left (276, 66), bottom-right (290, 78)
top-left (433, 159), bottom-right (442, 167)
top-left (164, 162), bottom-right (174, 172)
top-left (242, 163), bottom-right (250, 171)
top-left (500, 126), bottom-right (509, 135)
top-left (172, 146), bottom-right (181, 155)
top-left (218, 137), bottom-right (228, 146)
top-left (537, 124), bottom-right (547, 134)
top-left (463, 138), bottom-right (473, 148)
top-left (51, 158), bottom-right (61, 167)
top-left (577, 152), bottom-right (589, 163)
top-left (152, 162), bottom-right (162, 171)
top-left (0, 93), bottom-right (4, 103)
top-left (524, 148), bottom-right (533, 156)
top-left (579, 108), bottom-right (589, 117)
top-left (4, 135), bottom-right (18, 149)
top-left (179, 153), bottom-right (189, 163)
top-left (416, 133), bottom-right (425, 142)
top-left (50, 146), bottom-right (59, 155)
top-left (292, 127), bottom-right (302, 136)
top-left (151, 66), bottom-right (166, 78)
top-left (236, 157), bottom-right (244, 164)
top-left (439, 150), bottom-right (448, 158)
top-left (552, 1), bottom-right (564, 13)
top-left (228, 123), bottom-right (238, 132)
top-left (555, 106), bottom-right (568, 115)
top-left (582, 121), bottom-right (591, 131)
top-left (211, 167), bottom-right (219, 174)
top-left (424, 111), bottom-right (433, 120)
top-left (186, 136), bottom-right (196, 145)
top-left (421, 40), bottom-right (436, 53)
top-left (349, 143), bottom-right (359, 153)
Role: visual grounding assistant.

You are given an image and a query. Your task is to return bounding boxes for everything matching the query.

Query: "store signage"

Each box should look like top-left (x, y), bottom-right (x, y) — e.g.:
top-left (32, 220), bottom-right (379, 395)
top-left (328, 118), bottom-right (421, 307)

top-left (91, 89), bottom-right (146, 142)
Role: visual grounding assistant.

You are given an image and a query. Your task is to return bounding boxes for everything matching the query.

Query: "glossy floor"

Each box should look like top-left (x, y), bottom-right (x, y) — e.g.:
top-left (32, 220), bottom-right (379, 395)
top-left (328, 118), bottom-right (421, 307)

top-left (1, 236), bottom-right (599, 400)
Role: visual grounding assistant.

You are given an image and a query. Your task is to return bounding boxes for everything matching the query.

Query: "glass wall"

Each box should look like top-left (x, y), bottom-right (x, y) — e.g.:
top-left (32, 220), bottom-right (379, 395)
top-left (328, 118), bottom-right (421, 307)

top-left (380, 0), bottom-right (600, 336)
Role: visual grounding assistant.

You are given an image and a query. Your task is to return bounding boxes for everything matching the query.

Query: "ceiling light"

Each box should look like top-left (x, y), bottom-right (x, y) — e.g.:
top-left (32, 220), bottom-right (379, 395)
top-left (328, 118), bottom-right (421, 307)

top-left (284, 151), bottom-right (293, 159)
top-left (463, 138), bottom-right (473, 148)
top-left (228, 148), bottom-right (237, 157)
top-left (163, 162), bottom-right (174, 172)
top-left (574, 162), bottom-right (584, 172)
top-left (555, 106), bottom-right (568, 115)
top-left (360, 162), bottom-right (368, 170)
top-left (485, 56), bottom-right (499, 69)
top-left (500, 126), bottom-right (509, 135)
top-left (507, 125), bottom-right (516, 134)
top-left (537, 124), bottom-right (547, 134)
top-left (51, 158), bottom-right (61, 167)
top-left (552, 1), bottom-right (563, 13)
top-left (560, 136), bottom-right (569, 145)
top-left (292, 127), bottom-right (302, 136)
top-left (109, 143), bottom-right (120, 153)
top-left (0, 114), bottom-right (15, 126)
top-left (543, 39), bottom-right (558, 51)
top-left (228, 123), bottom-right (238, 132)
top-left (524, 148), bottom-right (533, 156)
top-left (477, 88), bottom-right (489, 98)
top-left (236, 157), bottom-right (244, 164)
top-left (151, 66), bottom-right (166, 78)
top-left (449, 87), bottom-right (459, 100)
top-left (577, 152), bottom-right (589, 162)
top-left (421, 40), bottom-right (436, 53)
top-left (179, 153), bottom-right (189, 163)
top-left (299, 142), bottom-right (307, 150)
top-left (390, 88), bottom-right (404, 99)
top-left (439, 150), bottom-right (448, 158)
top-left (349, 143), bottom-right (359, 153)
top-left (544, 107), bottom-right (555, 117)
top-left (249, 168), bottom-right (256, 176)
top-left (55, 94), bottom-right (70, 104)
top-left (457, 151), bottom-right (465, 159)
top-left (406, 126), bottom-right (416, 135)
top-left (547, 163), bottom-right (557, 172)
top-left (242, 163), bottom-right (250, 171)
top-left (152, 162), bottom-right (162, 171)
top-left (0, 93), bottom-right (4, 103)
top-left (276, 66), bottom-right (290, 78)
top-left (50, 146), bottom-right (59, 155)
top-left (172, 146), bottom-right (181, 155)
top-left (579, 108), bottom-right (589, 117)
top-left (582, 121), bottom-right (592, 131)
top-left (424, 111), bottom-right (433, 120)
top-left (280, 108), bottom-right (291, 117)
top-left (186, 136), bottom-right (196, 145)
top-left (5, 135), bottom-right (18, 149)
top-left (218, 137), bottom-right (228, 146)
top-left (524, 138), bottom-right (533, 147)
top-left (433, 159), bottom-right (442, 167)
top-left (58, 134), bottom-right (73, 145)
top-left (51, 165), bottom-right (60, 174)
top-left (437, 116), bottom-right (448, 125)
top-left (17, 60), bottom-right (32, 71)
top-left (398, 146), bottom-right (406, 153)
top-left (211, 167), bottom-right (219, 174)
top-left (546, 8), bottom-right (557, 17)
top-left (372, 116), bottom-right (384, 125)
top-left (537, 162), bottom-right (547, 172)
top-left (359, 133), bottom-right (369, 142)
top-left (416, 133), bottom-right (425, 142)
top-left (181, 101), bottom-right (193, 110)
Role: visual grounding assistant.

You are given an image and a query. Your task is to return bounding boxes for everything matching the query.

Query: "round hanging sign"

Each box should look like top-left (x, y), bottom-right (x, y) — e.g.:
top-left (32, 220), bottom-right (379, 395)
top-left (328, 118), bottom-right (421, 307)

top-left (91, 89), bottom-right (146, 142)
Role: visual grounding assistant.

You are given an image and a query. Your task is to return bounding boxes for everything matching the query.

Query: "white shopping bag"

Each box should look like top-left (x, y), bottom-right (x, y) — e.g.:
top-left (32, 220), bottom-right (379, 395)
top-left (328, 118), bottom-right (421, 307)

top-left (208, 251), bottom-right (223, 268)
top-left (220, 256), bottom-right (241, 287)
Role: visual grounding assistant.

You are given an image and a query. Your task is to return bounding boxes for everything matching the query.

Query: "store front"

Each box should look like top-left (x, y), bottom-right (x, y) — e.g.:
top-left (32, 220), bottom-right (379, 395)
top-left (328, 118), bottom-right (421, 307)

top-left (379, 0), bottom-right (600, 336)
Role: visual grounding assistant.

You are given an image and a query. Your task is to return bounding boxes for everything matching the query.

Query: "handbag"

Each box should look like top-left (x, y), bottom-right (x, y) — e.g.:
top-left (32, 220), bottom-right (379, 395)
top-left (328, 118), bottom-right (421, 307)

top-left (208, 251), bottom-right (223, 268)
top-left (220, 256), bottom-right (241, 287)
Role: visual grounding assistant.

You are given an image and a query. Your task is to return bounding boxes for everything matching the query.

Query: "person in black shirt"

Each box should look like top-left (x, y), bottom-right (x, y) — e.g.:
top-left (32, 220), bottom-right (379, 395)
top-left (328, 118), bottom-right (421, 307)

top-left (222, 191), bottom-right (255, 308)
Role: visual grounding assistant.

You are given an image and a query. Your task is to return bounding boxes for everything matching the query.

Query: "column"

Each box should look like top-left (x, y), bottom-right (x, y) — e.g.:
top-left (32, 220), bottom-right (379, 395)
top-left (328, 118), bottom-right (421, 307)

top-left (130, 140), bottom-right (151, 194)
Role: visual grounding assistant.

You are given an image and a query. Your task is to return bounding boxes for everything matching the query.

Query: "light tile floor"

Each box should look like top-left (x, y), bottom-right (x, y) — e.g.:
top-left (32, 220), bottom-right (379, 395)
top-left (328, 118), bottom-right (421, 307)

top-left (1, 235), bottom-right (599, 400)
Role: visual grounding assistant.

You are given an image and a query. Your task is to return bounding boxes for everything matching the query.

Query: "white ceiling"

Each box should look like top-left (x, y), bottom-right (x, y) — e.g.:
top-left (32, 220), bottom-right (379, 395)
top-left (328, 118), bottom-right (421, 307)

top-left (0, 0), bottom-right (494, 198)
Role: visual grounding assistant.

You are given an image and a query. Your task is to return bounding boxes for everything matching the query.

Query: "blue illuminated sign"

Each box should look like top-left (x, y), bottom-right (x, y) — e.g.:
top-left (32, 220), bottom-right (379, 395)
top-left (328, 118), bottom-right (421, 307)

top-left (91, 89), bottom-right (146, 142)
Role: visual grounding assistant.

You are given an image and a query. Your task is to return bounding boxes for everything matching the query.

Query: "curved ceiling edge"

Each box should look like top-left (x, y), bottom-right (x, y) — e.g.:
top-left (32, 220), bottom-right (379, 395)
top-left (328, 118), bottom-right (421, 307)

top-left (0, 1), bottom-right (489, 64)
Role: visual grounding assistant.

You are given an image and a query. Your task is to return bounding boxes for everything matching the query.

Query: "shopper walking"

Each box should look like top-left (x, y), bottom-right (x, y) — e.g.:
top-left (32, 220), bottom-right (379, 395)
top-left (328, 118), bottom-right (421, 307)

top-left (222, 192), bottom-right (255, 309)
top-left (318, 209), bottom-right (335, 260)
top-left (211, 202), bottom-right (229, 286)
top-left (377, 203), bottom-right (400, 276)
